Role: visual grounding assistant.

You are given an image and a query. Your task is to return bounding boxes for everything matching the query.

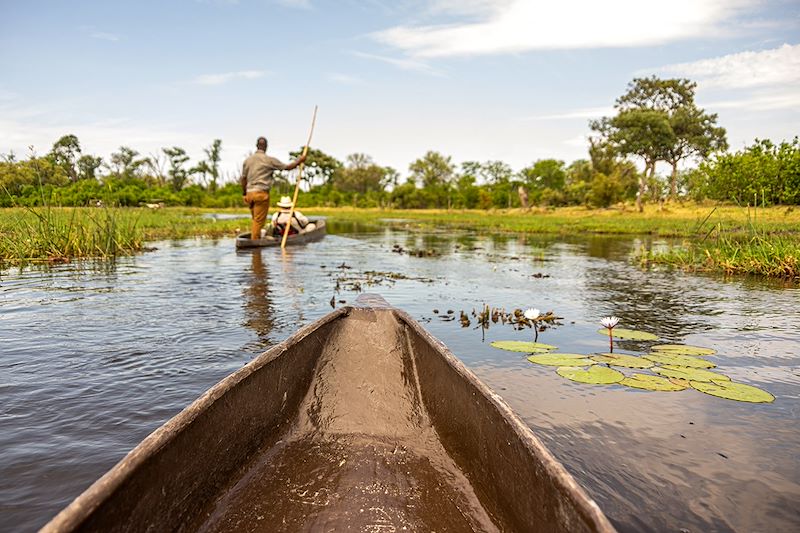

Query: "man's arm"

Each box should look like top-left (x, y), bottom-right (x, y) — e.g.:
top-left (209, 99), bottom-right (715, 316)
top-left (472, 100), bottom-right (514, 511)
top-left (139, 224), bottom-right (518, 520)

top-left (240, 161), bottom-right (248, 196)
top-left (284, 153), bottom-right (307, 171)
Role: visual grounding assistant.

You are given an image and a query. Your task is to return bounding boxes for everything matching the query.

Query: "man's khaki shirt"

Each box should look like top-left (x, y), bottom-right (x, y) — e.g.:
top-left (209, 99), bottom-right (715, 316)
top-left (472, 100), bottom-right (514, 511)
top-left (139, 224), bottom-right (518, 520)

top-left (242, 150), bottom-right (288, 192)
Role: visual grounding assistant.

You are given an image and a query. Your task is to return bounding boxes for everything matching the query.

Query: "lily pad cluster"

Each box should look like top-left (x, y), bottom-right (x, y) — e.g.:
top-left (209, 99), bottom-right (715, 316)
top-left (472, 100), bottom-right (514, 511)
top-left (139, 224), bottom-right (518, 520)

top-left (491, 337), bottom-right (775, 403)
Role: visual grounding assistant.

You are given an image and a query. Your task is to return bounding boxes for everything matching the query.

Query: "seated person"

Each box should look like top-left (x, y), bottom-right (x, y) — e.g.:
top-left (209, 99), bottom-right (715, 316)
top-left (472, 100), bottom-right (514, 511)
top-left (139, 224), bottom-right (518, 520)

top-left (271, 196), bottom-right (316, 236)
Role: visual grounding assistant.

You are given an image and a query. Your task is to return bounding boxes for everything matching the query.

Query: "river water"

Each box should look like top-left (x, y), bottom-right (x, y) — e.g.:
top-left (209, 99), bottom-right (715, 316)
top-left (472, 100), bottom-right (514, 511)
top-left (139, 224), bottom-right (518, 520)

top-left (2, 220), bottom-right (799, 532)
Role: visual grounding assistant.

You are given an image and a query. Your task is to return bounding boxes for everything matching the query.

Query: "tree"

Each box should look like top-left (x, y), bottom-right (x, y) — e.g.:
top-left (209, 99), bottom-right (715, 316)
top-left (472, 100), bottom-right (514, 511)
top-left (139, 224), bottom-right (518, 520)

top-left (49, 134), bottom-right (81, 181)
top-left (290, 147), bottom-right (343, 188)
top-left (109, 146), bottom-right (147, 181)
top-left (163, 146), bottom-right (190, 191)
top-left (202, 139), bottom-right (223, 192)
top-left (332, 154), bottom-right (389, 194)
top-left (409, 151), bottom-right (455, 188)
top-left (591, 110), bottom-right (673, 211)
top-left (77, 155), bottom-right (103, 181)
top-left (409, 151), bottom-right (456, 208)
top-left (601, 76), bottom-right (727, 202)
top-left (664, 105), bottom-right (727, 197)
top-left (520, 159), bottom-right (566, 191)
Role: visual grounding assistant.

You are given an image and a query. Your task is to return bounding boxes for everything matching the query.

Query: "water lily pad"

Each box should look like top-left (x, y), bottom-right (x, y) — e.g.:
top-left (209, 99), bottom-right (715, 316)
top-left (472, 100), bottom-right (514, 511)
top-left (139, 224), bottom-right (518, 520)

top-left (691, 380), bottom-right (775, 403)
top-left (651, 344), bottom-right (716, 356)
top-left (652, 365), bottom-right (730, 383)
top-left (527, 353), bottom-right (596, 366)
top-left (620, 374), bottom-right (688, 391)
top-left (490, 340), bottom-right (556, 353)
top-left (596, 328), bottom-right (658, 341)
top-left (556, 365), bottom-right (624, 384)
top-left (644, 352), bottom-right (715, 368)
top-left (591, 353), bottom-right (654, 369)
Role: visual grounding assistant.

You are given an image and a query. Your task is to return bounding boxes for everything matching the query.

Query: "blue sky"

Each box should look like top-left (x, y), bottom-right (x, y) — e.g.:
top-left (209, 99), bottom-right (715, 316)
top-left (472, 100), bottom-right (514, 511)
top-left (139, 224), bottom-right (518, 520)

top-left (1, 0), bottom-right (798, 180)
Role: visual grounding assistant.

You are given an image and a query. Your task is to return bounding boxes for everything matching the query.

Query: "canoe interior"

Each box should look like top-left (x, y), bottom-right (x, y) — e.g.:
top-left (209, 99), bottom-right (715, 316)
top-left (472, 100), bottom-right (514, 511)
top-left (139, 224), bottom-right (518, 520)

top-left (44, 303), bottom-right (613, 533)
top-left (235, 219), bottom-right (326, 248)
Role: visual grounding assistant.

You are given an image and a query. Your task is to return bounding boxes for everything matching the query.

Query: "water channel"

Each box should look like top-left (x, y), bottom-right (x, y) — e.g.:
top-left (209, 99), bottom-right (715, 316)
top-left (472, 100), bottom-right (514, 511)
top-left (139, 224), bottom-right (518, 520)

top-left (2, 220), bottom-right (799, 532)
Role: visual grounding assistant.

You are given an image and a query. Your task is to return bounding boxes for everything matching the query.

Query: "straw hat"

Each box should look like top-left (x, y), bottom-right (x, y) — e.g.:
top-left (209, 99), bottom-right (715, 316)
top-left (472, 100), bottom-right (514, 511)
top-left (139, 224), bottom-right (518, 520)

top-left (276, 196), bottom-right (293, 209)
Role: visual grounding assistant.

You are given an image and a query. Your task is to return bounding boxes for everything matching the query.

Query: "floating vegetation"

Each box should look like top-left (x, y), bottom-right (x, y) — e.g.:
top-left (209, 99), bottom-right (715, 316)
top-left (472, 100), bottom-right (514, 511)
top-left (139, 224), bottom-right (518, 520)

top-left (596, 328), bottom-right (658, 341)
top-left (527, 353), bottom-right (595, 366)
top-left (691, 380), bottom-right (775, 403)
top-left (391, 243), bottom-right (439, 257)
top-left (591, 353), bottom-right (654, 369)
top-left (490, 341), bottom-right (556, 353)
top-left (556, 366), bottom-right (624, 385)
top-left (651, 344), bottom-right (717, 356)
top-left (620, 374), bottom-right (688, 392)
top-left (471, 305), bottom-right (563, 332)
top-left (644, 352), bottom-right (716, 368)
top-left (652, 365), bottom-right (730, 383)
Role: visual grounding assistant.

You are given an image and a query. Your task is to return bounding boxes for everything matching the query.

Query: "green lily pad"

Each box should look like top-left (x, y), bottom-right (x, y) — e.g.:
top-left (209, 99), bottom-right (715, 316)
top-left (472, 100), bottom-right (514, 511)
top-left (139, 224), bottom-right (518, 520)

top-left (596, 328), bottom-right (658, 341)
top-left (651, 344), bottom-right (716, 356)
top-left (591, 353), bottom-right (654, 369)
top-left (691, 380), bottom-right (775, 403)
top-left (620, 374), bottom-right (688, 391)
top-left (652, 365), bottom-right (730, 383)
top-left (490, 340), bottom-right (557, 353)
top-left (644, 352), bottom-right (715, 368)
top-left (556, 365), bottom-right (624, 384)
top-left (528, 353), bottom-right (596, 366)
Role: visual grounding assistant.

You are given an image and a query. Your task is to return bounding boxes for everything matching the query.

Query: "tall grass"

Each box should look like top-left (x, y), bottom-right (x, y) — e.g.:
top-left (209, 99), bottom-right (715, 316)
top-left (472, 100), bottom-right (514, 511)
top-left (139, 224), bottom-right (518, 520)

top-left (0, 206), bottom-right (145, 266)
top-left (638, 204), bottom-right (800, 280)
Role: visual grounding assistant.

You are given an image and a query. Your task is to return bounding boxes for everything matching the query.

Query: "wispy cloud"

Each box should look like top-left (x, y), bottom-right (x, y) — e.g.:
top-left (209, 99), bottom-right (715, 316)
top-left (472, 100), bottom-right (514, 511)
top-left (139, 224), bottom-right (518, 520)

top-left (373, 0), bottom-right (759, 58)
top-left (644, 43), bottom-right (800, 112)
top-left (90, 31), bottom-right (120, 42)
top-left (352, 51), bottom-right (442, 75)
top-left (651, 43), bottom-right (800, 90)
top-left (192, 70), bottom-right (266, 85)
top-left (525, 106), bottom-right (614, 121)
top-left (328, 73), bottom-right (364, 85)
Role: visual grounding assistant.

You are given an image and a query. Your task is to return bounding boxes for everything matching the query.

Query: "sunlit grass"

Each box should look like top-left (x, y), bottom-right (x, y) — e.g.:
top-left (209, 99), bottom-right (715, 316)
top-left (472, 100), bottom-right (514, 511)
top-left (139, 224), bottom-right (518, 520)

top-left (0, 206), bottom-right (145, 266)
top-left (640, 235), bottom-right (800, 280)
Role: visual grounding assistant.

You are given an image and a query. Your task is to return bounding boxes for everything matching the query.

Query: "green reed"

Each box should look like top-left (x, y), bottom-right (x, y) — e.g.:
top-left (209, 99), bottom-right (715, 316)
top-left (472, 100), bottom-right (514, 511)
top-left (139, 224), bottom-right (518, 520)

top-left (638, 204), bottom-right (800, 280)
top-left (0, 206), bottom-right (145, 266)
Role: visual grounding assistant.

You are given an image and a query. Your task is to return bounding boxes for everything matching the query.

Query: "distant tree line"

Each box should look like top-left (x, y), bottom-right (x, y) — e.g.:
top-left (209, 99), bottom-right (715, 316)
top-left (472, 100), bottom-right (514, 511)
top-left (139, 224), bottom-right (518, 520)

top-left (2, 77), bottom-right (798, 209)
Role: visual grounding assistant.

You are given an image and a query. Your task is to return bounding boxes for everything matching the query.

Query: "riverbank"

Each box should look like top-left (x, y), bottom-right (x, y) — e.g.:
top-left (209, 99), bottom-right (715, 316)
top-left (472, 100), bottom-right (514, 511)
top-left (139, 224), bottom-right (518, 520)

top-left (2, 204), bottom-right (798, 279)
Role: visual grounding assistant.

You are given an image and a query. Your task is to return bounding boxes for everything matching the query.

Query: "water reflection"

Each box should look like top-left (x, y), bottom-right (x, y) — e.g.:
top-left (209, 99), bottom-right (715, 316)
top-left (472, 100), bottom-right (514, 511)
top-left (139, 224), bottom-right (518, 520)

top-left (242, 250), bottom-right (274, 341)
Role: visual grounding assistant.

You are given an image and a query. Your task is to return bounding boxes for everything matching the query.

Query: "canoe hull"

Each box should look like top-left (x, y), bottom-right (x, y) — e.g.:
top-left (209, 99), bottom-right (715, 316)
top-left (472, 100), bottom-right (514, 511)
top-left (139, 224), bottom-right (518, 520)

top-left (235, 219), bottom-right (326, 249)
top-left (42, 297), bottom-right (614, 532)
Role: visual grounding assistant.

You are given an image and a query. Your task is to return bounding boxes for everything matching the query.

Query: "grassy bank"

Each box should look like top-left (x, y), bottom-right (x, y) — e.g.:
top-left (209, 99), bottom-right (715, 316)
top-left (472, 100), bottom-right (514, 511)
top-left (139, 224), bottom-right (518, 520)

top-left (2, 204), bottom-right (798, 279)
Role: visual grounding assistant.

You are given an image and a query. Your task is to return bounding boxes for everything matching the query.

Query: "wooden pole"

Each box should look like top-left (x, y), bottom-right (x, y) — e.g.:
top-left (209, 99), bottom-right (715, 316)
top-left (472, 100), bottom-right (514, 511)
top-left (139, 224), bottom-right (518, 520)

top-left (281, 106), bottom-right (318, 249)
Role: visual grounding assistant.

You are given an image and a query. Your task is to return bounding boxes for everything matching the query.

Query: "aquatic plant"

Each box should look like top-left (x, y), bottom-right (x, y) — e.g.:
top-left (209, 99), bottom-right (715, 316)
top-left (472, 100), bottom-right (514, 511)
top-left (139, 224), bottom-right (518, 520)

top-left (600, 316), bottom-right (619, 352)
top-left (525, 308), bottom-right (541, 341)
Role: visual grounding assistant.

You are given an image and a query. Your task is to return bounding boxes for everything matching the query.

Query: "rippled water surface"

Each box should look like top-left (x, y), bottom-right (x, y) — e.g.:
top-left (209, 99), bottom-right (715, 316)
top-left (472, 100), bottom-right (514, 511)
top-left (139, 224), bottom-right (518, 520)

top-left (2, 221), bottom-right (799, 532)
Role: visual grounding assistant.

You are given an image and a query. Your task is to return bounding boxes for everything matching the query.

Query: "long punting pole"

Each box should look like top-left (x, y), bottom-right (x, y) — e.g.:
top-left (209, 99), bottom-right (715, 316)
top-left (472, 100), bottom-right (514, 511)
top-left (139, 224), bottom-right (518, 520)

top-left (281, 105), bottom-right (318, 249)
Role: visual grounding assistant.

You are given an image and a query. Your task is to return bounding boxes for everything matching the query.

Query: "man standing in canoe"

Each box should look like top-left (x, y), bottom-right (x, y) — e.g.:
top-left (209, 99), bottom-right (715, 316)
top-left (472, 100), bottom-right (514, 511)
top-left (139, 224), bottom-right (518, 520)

top-left (241, 136), bottom-right (306, 239)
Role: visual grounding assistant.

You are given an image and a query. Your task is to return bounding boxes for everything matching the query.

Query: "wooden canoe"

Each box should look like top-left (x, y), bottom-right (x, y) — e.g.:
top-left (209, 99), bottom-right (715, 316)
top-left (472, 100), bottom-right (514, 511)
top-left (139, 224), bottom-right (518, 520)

top-left (42, 295), bottom-right (615, 533)
top-left (235, 219), bottom-right (326, 249)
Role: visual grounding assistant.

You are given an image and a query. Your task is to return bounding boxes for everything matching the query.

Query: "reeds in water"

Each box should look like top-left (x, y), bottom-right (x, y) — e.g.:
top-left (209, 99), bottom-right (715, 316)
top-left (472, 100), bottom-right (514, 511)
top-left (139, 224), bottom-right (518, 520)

top-left (0, 206), bottom-right (144, 266)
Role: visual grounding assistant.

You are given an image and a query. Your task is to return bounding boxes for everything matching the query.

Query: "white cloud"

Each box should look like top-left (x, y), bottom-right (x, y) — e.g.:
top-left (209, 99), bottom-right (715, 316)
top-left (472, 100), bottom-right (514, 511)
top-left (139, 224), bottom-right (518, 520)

top-left (91, 32), bottom-right (120, 42)
top-left (373, 0), bottom-right (759, 57)
top-left (652, 43), bottom-right (800, 90)
top-left (526, 106), bottom-right (614, 121)
top-left (192, 70), bottom-right (266, 85)
top-left (642, 43), bottom-right (800, 112)
top-left (328, 73), bottom-right (364, 85)
top-left (352, 51), bottom-right (442, 75)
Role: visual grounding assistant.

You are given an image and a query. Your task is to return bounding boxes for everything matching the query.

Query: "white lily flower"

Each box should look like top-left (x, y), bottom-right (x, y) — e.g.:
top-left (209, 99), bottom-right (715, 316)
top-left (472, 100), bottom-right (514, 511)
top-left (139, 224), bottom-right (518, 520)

top-left (524, 308), bottom-right (540, 321)
top-left (600, 316), bottom-right (620, 329)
